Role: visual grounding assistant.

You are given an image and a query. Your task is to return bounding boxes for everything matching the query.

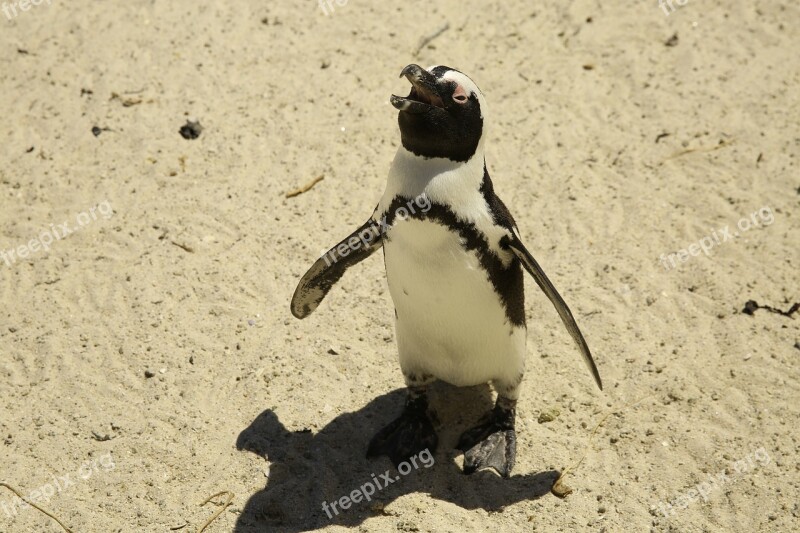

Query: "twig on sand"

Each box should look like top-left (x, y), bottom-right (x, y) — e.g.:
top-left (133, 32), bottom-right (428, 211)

top-left (743, 299), bottom-right (799, 318)
top-left (197, 491), bottom-right (235, 533)
top-left (659, 138), bottom-right (735, 165)
top-left (285, 174), bottom-right (324, 198)
top-left (171, 241), bottom-right (195, 254)
top-left (0, 482), bottom-right (73, 532)
top-left (413, 23), bottom-right (450, 57)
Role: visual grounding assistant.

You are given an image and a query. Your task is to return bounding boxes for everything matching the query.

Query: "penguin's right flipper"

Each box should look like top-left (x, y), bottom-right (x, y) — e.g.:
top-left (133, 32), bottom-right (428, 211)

top-left (291, 219), bottom-right (384, 319)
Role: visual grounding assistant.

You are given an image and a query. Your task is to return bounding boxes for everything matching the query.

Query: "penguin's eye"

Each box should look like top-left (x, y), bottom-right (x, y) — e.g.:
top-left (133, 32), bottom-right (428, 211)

top-left (452, 85), bottom-right (469, 104)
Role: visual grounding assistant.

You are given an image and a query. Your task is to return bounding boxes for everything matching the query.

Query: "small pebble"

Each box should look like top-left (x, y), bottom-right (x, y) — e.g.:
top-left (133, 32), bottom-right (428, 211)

top-left (538, 408), bottom-right (560, 424)
top-left (179, 119), bottom-right (203, 140)
top-left (551, 477), bottom-right (573, 498)
top-left (91, 431), bottom-right (112, 442)
top-left (144, 370), bottom-right (155, 378)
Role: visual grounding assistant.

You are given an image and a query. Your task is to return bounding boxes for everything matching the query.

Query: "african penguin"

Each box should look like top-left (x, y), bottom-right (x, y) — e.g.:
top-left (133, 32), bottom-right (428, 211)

top-left (291, 64), bottom-right (602, 477)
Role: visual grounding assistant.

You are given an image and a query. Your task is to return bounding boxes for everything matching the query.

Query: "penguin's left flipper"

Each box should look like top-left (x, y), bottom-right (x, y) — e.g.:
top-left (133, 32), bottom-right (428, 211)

top-left (291, 219), bottom-right (384, 319)
top-left (503, 231), bottom-right (603, 391)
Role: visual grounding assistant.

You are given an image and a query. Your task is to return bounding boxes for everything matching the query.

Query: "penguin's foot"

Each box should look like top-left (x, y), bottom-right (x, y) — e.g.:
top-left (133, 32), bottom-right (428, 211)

top-left (457, 397), bottom-right (517, 477)
top-left (367, 390), bottom-right (438, 467)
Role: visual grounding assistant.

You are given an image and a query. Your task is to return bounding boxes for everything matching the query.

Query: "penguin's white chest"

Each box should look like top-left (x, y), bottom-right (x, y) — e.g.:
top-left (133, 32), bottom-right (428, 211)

top-left (383, 218), bottom-right (526, 387)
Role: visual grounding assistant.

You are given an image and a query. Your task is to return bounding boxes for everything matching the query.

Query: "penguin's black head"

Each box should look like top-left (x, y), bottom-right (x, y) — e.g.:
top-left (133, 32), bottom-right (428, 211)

top-left (391, 64), bottom-right (485, 162)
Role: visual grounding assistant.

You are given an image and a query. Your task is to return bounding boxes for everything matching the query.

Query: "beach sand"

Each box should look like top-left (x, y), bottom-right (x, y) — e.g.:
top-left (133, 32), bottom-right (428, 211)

top-left (1, 0), bottom-right (798, 531)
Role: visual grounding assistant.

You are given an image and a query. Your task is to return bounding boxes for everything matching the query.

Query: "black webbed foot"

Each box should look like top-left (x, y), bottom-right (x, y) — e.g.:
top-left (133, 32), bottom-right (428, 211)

top-left (367, 389), bottom-right (438, 467)
top-left (457, 397), bottom-right (517, 477)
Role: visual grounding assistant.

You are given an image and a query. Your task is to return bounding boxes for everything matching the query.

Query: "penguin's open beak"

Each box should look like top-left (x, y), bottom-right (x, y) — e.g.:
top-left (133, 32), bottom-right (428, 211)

top-left (391, 64), bottom-right (445, 114)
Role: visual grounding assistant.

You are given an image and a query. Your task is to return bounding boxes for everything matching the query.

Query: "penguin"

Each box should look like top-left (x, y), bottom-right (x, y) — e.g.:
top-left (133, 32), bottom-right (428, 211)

top-left (291, 64), bottom-right (602, 477)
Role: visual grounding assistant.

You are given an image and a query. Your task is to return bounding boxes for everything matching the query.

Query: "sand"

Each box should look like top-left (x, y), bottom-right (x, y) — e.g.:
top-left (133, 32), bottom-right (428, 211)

top-left (1, 0), bottom-right (798, 531)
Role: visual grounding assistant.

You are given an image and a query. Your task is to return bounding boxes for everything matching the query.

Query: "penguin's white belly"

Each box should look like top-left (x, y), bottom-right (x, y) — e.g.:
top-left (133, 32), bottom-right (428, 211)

top-left (384, 218), bottom-right (526, 387)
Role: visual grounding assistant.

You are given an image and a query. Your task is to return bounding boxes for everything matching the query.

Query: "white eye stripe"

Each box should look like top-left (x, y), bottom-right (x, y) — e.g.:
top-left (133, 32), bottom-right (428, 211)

top-left (439, 69), bottom-right (486, 119)
top-left (441, 72), bottom-right (481, 98)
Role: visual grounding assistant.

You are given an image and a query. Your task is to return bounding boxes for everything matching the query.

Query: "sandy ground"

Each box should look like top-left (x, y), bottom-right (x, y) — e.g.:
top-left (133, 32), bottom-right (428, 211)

top-left (1, 0), bottom-right (798, 532)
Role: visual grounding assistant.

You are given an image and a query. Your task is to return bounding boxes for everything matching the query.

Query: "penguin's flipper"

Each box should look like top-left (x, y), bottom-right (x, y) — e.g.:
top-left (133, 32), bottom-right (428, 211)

top-left (291, 219), bottom-right (384, 319)
top-left (504, 231), bottom-right (603, 391)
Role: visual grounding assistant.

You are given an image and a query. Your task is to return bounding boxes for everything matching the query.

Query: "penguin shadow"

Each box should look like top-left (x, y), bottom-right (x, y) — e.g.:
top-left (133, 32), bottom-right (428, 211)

top-left (233, 383), bottom-right (557, 532)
